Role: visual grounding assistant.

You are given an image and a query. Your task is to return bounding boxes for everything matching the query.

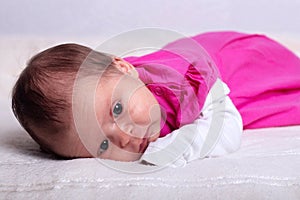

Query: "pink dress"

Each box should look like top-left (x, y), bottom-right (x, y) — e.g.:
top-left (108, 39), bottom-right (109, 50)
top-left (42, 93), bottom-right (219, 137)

top-left (124, 31), bottom-right (300, 135)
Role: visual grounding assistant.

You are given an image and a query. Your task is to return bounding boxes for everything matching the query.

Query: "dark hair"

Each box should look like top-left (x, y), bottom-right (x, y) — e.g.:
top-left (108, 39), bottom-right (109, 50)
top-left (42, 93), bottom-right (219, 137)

top-left (11, 43), bottom-right (119, 156)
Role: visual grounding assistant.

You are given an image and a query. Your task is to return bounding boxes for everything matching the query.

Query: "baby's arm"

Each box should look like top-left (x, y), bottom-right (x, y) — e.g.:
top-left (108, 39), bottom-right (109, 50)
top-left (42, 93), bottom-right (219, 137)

top-left (140, 79), bottom-right (243, 167)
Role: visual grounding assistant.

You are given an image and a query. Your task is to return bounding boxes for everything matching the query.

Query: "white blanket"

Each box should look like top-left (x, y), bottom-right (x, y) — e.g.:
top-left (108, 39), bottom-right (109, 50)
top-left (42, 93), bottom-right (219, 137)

top-left (1, 36), bottom-right (300, 199)
top-left (1, 125), bottom-right (300, 199)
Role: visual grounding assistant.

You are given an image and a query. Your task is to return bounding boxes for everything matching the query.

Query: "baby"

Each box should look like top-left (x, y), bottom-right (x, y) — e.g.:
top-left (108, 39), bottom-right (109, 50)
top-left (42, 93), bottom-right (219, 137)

top-left (12, 31), bottom-right (300, 167)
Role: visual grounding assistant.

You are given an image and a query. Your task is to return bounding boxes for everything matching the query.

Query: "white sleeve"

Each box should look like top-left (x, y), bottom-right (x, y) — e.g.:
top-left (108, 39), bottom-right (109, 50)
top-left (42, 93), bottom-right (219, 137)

top-left (139, 78), bottom-right (243, 167)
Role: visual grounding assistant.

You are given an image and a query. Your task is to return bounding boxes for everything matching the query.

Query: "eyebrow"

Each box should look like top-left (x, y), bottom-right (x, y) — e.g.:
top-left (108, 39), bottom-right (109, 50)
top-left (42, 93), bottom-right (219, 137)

top-left (96, 86), bottom-right (112, 124)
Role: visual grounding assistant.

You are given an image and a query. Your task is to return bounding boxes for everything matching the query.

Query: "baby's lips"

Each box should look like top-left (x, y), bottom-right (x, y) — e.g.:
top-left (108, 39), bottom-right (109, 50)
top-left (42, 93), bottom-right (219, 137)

top-left (139, 138), bottom-right (148, 153)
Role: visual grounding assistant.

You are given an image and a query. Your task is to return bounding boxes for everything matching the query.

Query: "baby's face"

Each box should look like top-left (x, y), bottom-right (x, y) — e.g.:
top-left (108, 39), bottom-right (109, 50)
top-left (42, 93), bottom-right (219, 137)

top-left (72, 58), bottom-right (161, 161)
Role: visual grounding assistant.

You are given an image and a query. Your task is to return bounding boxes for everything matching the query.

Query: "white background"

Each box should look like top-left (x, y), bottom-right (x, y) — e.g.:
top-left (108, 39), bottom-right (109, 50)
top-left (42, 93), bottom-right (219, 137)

top-left (1, 0), bottom-right (299, 37)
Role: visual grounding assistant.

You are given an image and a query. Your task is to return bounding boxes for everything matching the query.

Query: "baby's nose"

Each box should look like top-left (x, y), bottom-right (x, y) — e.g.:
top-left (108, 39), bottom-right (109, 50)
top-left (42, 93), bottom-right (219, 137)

top-left (118, 131), bottom-right (131, 148)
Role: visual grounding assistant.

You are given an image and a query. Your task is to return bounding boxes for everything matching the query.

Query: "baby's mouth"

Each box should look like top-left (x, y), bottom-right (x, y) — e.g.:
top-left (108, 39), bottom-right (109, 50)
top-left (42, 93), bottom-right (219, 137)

top-left (139, 138), bottom-right (149, 153)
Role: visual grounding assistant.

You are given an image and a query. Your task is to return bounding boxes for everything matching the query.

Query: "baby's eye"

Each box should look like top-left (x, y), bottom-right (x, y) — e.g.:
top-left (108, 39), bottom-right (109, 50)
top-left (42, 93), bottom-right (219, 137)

top-left (113, 102), bottom-right (123, 117)
top-left (98, 139), bottom-right (109, 155)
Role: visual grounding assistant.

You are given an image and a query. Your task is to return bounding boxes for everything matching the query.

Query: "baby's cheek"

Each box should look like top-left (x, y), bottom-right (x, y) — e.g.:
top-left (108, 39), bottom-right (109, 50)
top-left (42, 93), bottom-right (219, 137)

top-left (129, 94), bottom-right (148, 120)
top-left (109, 147), bottom-right (143, 161)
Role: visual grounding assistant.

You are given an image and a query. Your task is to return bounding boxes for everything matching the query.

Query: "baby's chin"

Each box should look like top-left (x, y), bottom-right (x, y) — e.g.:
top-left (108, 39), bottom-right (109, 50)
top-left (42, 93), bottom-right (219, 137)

top-left (148, 132), bottom-right (160, 143)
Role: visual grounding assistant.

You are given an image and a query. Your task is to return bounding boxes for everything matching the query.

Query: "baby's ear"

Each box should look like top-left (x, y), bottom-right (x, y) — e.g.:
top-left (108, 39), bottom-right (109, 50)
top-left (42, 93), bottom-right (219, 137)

top-left (113, 57), bottom-right (139, 78)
